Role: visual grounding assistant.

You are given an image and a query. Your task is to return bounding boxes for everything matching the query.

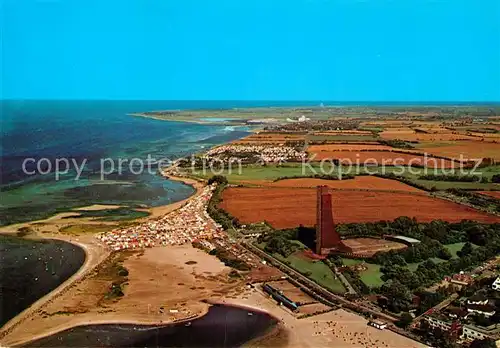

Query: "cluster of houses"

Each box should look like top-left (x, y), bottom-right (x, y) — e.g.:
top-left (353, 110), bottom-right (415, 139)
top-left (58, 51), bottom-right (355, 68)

top-left (265, 119), bottom-right (359, 132)
top-left (96, 185), bottom-right (224, 250)
top-left (204, 144), bottom-right (306, 164)
top-left (423, 276), bottom-right (500, 343)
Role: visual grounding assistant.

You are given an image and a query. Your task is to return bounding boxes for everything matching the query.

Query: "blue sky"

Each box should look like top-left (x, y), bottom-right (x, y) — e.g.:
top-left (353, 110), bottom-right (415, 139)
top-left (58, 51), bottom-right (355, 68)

top-left (2, 0), bottom-right (499, 101)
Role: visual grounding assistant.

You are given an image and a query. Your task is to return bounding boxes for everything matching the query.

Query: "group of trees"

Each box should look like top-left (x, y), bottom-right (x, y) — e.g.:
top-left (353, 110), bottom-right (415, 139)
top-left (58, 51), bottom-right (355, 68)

top-left (373, 240), bottom-right (452, 266)
top-left (378, 139), bottom-right (415, 149)
top-left (338, 217), bottom-right (497, 246)
top-left (264, 234), bottom-right (301, 258)
top-left (338, 217), bottom-right (500, 313)
top-left (258, 226), bottom-right (316, 252)
top-left (206, 177), bottom-right (240, 230)
top-left (209, 247), bottom-right (250, 271)
top-left (273, 173), bottom-right (355, 182)
top-left (446, 188), bottom-right (500, 213)
top-left (419, 174), bottom-right (486, 183)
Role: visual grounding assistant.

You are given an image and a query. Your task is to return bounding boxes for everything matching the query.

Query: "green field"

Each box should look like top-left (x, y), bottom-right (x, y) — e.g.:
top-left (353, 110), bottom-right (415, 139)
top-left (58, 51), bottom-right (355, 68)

top-left (341, 258), bottom-right (384, 288)
top-left (402, 243), bottom-right (471, 271)
top-left (444, 242), bottom-right (466, 258)
top-left (379, 166), bottom-right (500, 190)
top-left (255, 240), bottom-right (346, 294)
top-left (274, 252), bottom-right (346, 294)
top-left (340, 243), bottom-right (471, 288)
top-left (359, 263), bottom-right (385, 288)
top-left (185, 162), bottom-right (500, 191)
top-left (185, 163), bottom-right (343, 182)
top-left (67, 208), bottom-right (150, 221)
top-left (59, 224), bottom-right (116, 235)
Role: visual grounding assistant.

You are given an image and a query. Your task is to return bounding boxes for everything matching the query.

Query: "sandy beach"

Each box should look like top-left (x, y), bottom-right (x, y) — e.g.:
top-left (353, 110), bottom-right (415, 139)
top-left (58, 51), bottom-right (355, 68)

top-left (0, 173), bottom-right (209, 346)
top-left (224, 290), bottom-right (426, 348)
top-left (0, 244), bottom-right (244, 346)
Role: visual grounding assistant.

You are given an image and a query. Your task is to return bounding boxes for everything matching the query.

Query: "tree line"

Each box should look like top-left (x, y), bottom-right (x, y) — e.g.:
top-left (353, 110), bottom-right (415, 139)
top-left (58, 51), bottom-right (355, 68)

top-left (419, 174), bottom-right (486, 183)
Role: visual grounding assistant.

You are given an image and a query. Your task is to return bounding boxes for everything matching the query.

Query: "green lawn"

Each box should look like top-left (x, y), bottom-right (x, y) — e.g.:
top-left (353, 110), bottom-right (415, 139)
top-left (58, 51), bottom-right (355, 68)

top-left (274, 253), bottom-right (346, 294)
top-left (341, 258), bottom-right (385, 288)
top-left (444, 242), bottom-right (466, 258)
top-left (359, 263), bottom-right (385, 288)
top-left (59, 224), bottom-right (116, 235)
top-left (254, 241), bottom-right (346, 294)
top-left (341, 258), bottom-right (361, 266)
top-left (185, 161), bottom-right (500, 190)
top-left (185, 163), bottom-right (342, 182)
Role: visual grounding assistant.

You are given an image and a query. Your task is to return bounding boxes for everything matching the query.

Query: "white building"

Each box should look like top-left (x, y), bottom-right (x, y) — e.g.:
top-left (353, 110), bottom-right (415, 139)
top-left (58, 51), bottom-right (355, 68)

top-left (368, 320), bottom-right (387, 330)
top-left (424, 316), bottom-right (451, 331)
top-left (461, 325), bottom-right (490, 341)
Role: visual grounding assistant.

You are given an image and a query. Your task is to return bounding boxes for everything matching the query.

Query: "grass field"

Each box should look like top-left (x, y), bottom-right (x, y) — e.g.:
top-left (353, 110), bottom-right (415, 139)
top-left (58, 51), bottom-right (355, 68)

top-left (444, 242), bottom-right (466, 258)
top-left (59, 224), bottom-right (116, 235)
top-left (341, 258), bottom-right (384, 288)
top-left (255, 241), bottom-right (346, 294)
top-left (184, 163), bottom-right (500, 190)
top-left (66, 208), bottom-right (150, 221)
top-left (185, 163), bottom-right (341, 182)
top-left (359, 264), bottom-right (384, 288)
top-left (341, 242), bottom-right (476, 288)
top-left (275, 252), bottom-right (346, 294)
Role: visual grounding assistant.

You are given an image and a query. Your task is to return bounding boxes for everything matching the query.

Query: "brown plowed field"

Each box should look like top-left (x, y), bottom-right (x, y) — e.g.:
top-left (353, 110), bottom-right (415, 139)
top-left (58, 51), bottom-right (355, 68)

top-left (220, 187), bottom-right (500, 228)
top-left (342, 238), bottom-right (407, 257)
top-left (418, 141), bottom-right (500, 161)
top-left (361, 121), bottom-right (440, 127)
top-left (264, 176), bottom-right (423, 193)
top-left (308, 144), bottom-right (394, 152)
top-left (311, 130), bottom-right (374, 135)
top-left (308, 150), bottom-right (458, 168)
top-left (479, 191), bottom-right (500, 199)
top-left (380, 130), bottom-right (475, 142)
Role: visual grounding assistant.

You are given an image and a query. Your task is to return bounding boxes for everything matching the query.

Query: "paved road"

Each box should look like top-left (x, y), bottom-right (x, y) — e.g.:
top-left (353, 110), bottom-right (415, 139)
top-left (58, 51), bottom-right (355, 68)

top-left (334, 267), bottom-right (357, 295)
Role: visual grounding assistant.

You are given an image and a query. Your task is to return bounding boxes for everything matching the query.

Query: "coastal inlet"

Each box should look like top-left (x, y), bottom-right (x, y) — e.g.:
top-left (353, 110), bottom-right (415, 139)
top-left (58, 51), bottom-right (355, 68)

top-left (0, 236), bottom-right (85, 327)
top-left (24, 303), bottom-right (278, 348)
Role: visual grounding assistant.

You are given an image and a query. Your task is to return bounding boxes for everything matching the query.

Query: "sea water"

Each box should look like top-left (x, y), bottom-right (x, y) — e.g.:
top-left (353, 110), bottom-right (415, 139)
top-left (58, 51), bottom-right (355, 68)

top-left (0, 100), bottom-right (251, 226)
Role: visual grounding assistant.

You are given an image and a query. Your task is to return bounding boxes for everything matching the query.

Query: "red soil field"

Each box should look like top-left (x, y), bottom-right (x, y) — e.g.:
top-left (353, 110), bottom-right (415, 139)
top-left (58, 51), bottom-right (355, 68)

top-left (418, 141), bottom-right (500, 161)
top-left (342, 238), bottom-right (407, 257)
top-left (308, 144), bottom-right (394, 152)
top-left (479, 191), bottom-right (500, 199)
top-left (265, 176), bottom-right (423, 193)
top-left (309, 150), bottom-right (458, 168)
top-left (380, 130), bottom-right (475, 142)
top-left (220, 187), bottom-right (500, 228)
top-left (311, 130), bottom-right (374, 135)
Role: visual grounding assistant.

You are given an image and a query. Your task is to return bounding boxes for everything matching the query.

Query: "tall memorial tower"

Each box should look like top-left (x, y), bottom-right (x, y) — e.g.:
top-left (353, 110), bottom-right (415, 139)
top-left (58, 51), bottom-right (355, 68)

top-left (316, 185), bottom-right (342, 255)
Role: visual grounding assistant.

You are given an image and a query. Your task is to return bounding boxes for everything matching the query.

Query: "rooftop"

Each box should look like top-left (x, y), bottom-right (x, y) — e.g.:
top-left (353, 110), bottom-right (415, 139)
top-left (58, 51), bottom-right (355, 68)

top-left (391, 235), bottom-right (421, 244)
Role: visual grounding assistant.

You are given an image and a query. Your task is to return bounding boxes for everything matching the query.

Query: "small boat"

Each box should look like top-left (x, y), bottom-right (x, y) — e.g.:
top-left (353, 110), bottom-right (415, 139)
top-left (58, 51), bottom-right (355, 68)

top-left (247, 312), bottom-right (253, 316)
top-left (184, 322), bottom-right (192, 327)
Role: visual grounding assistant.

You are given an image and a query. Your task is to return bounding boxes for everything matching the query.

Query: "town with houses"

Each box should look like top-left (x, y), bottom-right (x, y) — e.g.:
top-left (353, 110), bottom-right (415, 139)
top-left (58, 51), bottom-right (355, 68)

top-left (97, 184), bottom-right (225, 251)
top-left (419, 272), bottom-right (500, 345)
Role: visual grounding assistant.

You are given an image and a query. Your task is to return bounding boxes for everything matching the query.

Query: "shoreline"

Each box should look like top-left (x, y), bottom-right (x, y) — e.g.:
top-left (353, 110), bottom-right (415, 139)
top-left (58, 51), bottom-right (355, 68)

top-left (0, 233), bottom-right (108, 342)
top-left (129, 112), bottom-right (244, 126)
top-left (6, 310), bottom-right (208, 348)
top-left (0, 173), bottom-right (210, 345)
